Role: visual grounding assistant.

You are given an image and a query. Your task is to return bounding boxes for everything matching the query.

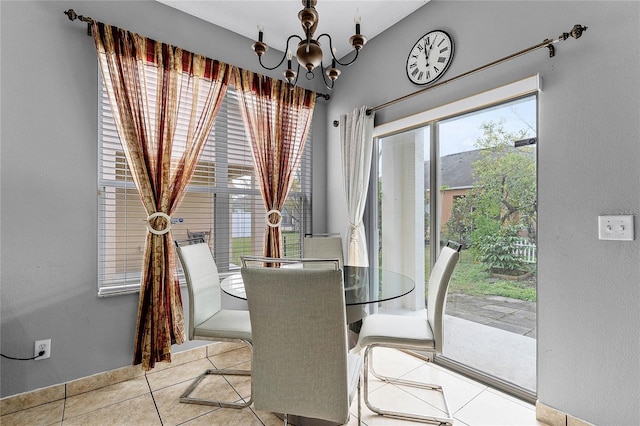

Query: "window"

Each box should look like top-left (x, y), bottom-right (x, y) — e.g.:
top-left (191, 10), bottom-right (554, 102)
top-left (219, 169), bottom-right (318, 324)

top-left (98, 77), bottom-right (312, 296)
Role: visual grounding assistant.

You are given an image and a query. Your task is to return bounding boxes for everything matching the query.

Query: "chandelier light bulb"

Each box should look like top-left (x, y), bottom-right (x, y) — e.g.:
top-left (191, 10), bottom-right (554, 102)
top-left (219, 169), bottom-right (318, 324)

top-left (257, 24), bottom-right (264, 41)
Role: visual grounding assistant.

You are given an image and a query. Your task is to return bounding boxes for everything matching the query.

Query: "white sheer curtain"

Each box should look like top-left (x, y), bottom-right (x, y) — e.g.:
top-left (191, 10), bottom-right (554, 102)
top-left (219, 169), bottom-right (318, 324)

top-left (340, 105), bottom-right (375, 266)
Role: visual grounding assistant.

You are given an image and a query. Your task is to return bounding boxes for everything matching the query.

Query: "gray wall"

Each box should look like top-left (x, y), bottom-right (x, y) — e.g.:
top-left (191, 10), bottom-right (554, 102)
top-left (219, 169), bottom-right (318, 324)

top-left (0, 0), bottom-right (328, 398)
top-left (325, 1), bottom-right (640, 425)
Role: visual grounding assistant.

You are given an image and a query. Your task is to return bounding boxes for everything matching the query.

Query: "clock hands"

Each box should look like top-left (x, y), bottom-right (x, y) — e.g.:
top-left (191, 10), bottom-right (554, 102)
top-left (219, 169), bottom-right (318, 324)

top-left (425, 35), bottom-right (437, 66)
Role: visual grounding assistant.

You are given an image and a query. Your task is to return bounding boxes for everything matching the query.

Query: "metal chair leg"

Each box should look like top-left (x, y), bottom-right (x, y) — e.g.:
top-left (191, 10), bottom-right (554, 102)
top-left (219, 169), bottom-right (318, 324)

top-left (363, 344), bottom-right (453, 425)
top-left (357, 372), bottom-right (362, 426)
top-left (180, 368), bottom-right (252, 408)
top-left (180, 341), bottom-right (253, 408)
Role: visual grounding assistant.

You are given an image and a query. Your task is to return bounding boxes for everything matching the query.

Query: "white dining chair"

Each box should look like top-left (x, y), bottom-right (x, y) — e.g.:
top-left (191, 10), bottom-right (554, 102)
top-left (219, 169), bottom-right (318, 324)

top-left (303, 233), bottom-right (344, 269)
top-left (241, 256), bottom-right (362, 425)
top-left (175, 240), bottom-right (252, 408)
top-left (355, 243), bottom-right (461, 425)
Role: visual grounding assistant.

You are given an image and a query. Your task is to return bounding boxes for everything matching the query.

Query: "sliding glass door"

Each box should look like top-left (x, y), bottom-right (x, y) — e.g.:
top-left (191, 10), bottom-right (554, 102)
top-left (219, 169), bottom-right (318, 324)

top-left (373, 90), bottom-right (537, 399)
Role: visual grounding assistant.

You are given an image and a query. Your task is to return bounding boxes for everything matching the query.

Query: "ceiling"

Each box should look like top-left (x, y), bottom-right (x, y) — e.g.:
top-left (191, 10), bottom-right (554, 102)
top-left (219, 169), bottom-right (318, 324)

top-left (157, 1), bottom-right (429, 63)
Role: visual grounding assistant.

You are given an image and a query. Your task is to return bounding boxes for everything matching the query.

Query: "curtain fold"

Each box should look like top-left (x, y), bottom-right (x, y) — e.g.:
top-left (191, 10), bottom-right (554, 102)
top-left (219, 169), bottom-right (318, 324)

top-left (92, 22), bottom-right (231, 370)
top-left (233, 69), bottom-right (315, 259)
top-left (340, 106), bottom-right (375, 266)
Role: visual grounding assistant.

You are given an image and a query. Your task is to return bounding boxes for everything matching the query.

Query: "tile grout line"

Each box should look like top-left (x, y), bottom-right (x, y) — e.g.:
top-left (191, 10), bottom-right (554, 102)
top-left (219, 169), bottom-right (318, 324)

top-left (61, 383), bottom-right (68, 425)
top-left (145, 372), bottom-right (164, 425)
top-left (451, 386), bottom-right (486, 419)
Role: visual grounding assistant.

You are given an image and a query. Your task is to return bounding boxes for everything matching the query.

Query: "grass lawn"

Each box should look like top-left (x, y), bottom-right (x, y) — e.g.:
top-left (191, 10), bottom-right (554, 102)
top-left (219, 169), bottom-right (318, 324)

top-left (231, 232), bottom-right (301, 266)
top-left (449, 250), bottom-right (537, 301)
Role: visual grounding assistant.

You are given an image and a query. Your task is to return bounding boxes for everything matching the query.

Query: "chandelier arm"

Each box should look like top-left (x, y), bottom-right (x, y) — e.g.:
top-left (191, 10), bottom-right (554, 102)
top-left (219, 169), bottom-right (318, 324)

top-left (289, 62), bottom-right (302, 88)
top-left (258, 35), bottom-right (304, 71)
top-left (316, 33), bottom-right (360, 67)
top-left (318, 63), bottom-right (336, 91)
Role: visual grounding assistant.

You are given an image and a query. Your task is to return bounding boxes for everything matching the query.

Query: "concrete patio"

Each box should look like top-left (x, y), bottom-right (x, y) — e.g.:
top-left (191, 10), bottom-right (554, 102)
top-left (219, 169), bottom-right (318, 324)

top-left (444, 293), bottom-right (537, 392)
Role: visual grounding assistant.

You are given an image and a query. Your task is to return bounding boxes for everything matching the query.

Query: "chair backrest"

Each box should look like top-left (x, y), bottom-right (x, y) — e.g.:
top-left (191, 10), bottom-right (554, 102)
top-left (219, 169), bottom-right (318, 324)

top-left (241, 259), bottom-right (351, 424)
top-left (175, 242), bottom-right (222, 340)
top-left (303, 234), bottom-right (344, 269)
top-left (187, 229), bottom-right (211, 243)
top-left (427, 245), bottom-right (460, 353)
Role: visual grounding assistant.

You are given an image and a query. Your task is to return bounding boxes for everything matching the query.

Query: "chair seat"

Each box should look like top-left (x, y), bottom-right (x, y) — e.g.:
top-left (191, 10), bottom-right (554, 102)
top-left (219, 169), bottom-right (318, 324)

top-left (194, 309), bottom-right (252, 341)
top-left (357, 314), bottom-right (435, 349)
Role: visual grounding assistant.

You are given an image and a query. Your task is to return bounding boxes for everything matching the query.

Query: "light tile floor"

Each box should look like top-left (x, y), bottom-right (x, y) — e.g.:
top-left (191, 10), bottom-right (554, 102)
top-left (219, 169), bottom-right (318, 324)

top-left (1, 342), bottom-right (547, 426)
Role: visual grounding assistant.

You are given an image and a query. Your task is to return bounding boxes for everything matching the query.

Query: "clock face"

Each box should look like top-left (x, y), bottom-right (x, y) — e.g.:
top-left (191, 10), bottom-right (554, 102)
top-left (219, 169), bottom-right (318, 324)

top-left (406, 30), bottom-right (454, 85)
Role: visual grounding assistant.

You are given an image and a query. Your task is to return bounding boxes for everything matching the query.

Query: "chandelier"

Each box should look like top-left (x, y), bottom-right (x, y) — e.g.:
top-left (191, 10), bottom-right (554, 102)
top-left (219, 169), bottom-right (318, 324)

top-left (251, 0), bottom-right (367, 90)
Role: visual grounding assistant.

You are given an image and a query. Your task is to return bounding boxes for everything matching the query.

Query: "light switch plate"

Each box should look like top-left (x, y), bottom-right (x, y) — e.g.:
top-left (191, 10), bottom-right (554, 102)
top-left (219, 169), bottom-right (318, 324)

top-left (598, 215), bottom-right (634, 241)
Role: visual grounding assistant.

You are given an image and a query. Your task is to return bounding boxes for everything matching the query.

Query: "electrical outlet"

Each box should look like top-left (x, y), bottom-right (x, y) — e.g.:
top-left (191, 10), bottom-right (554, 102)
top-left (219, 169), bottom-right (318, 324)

top-left (35, 339), bottom-right (51, 360)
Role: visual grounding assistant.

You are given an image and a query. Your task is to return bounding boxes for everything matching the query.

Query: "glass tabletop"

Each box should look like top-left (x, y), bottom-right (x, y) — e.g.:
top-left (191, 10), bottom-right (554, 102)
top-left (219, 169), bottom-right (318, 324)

top-left (220, 265), bottom-right (415, 306)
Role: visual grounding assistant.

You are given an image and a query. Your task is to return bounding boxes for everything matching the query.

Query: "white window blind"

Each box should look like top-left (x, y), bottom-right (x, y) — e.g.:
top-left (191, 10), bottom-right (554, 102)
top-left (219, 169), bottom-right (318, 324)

top-left (97, 72), bottom-right (312, 296)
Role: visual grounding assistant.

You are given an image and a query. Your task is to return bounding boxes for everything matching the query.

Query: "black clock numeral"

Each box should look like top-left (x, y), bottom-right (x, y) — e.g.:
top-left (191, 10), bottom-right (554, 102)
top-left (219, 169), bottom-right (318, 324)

top-left (426, 70), bottom-right (431, 80)
top-left (416, 44), bottom-right (424, 52)
top-left (437, 38), bottom-right (445, 47)
top-left (440, 46), bottom-right (449, 54)
top-left (437, 56), bottom-right (447, 63)
top-left (411, 68), bottom-right (420, 77)
top-left (409, 62), bottom-right (417, 69)
top-left (434, 66), bottom-right (440, 74)
top-left (418, 71), bottom-right (424, 81)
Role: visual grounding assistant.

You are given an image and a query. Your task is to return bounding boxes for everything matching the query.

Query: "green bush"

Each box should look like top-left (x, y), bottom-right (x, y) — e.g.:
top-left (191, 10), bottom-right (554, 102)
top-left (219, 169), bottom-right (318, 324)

top-left (473, 225), bottom-right (526, 274)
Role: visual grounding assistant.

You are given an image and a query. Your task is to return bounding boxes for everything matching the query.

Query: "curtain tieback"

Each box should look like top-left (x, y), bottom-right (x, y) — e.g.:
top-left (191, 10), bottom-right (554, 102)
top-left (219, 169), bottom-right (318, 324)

top-left (265, 209), bottom-right (283, 228)
top-left (146, 212), bottom-right (172, 235)
top-left (349, 222), bottom-right (361, 241)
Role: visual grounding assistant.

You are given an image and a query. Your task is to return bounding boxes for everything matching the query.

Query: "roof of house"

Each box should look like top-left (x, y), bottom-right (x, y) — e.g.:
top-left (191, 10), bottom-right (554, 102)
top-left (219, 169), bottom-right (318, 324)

top-left (424, 147), bottom-right (535, 189)
top-left (424, 149), bottom-right (482, 189)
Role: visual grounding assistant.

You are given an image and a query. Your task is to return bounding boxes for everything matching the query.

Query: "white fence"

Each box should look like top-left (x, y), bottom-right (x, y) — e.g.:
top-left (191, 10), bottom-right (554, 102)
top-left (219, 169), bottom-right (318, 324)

top-left (514, 238), bottom-right (537, 263)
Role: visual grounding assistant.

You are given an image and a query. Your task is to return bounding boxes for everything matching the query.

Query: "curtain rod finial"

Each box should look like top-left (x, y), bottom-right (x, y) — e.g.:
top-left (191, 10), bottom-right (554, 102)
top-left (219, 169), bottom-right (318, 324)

top-left (64, 9), bottom-right (94, 36)
top-left (64, 9), bottom-right (78, 21)
top-left (63, 9), bottom-right (94, 24)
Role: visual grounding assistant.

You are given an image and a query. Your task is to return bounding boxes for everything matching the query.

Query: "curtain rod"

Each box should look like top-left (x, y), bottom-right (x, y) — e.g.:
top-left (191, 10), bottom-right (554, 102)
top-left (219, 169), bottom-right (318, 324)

top-left (63, 9), bottom-right (331, 101)
top-left (332, 23), bottom-right (587, 126)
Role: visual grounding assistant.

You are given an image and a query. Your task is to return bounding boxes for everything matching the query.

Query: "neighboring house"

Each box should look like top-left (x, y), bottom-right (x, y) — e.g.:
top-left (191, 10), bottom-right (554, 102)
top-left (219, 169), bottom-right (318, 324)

top-left (424, 149), bottom-right (480, 229)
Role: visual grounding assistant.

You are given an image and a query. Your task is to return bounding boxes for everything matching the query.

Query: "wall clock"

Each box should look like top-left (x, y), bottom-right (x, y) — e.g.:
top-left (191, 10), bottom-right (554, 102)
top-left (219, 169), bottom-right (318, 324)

top-left (406, 30), bottom-right (454, 85)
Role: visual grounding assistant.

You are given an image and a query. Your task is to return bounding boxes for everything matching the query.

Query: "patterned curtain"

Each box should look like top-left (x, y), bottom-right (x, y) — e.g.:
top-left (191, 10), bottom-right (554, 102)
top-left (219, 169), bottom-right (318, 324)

top-left (233, 69), bottom-right (315, 259)
top-left (340, 106), bottom-right (375, 266)
top-left (92, 22), bottom-right (232, 370)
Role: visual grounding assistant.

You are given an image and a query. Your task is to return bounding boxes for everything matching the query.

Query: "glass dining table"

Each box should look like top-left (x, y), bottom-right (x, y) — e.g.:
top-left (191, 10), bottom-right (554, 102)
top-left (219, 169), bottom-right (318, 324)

top-left (221, 265), bottom-right (415, 323)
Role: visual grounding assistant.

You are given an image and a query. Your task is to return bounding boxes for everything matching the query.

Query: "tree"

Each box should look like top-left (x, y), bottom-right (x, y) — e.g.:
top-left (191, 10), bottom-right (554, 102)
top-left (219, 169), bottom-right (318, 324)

top-left (447, 119), bottom-right (537, 273)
